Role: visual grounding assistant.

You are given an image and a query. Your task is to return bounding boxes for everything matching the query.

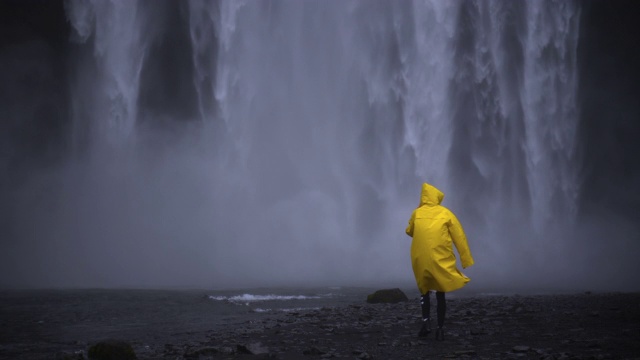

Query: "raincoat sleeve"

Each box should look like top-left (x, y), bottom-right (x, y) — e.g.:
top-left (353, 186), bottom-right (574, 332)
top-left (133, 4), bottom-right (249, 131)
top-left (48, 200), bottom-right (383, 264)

top-left (449, 212), bottom-right (474, 268)
top-left (405, 210), bottom-right (417, 237)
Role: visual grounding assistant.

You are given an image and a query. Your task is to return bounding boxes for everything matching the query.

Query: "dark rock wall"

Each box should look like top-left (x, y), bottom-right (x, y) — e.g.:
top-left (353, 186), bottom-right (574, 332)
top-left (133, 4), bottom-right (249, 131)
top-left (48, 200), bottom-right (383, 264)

top-left (577, 0), bottom-right (640, 216)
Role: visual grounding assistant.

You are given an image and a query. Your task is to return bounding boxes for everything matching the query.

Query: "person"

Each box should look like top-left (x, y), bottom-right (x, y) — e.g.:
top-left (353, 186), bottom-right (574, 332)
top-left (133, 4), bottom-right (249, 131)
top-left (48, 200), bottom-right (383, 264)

top-left (405, 183), bottom-right (474, 340)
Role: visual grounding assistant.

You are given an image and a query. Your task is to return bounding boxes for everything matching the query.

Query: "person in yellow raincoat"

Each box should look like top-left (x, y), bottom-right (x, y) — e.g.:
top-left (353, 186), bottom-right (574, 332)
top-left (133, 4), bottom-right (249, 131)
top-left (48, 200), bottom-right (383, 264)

top-left (405, 183), bottom-right (474, 339)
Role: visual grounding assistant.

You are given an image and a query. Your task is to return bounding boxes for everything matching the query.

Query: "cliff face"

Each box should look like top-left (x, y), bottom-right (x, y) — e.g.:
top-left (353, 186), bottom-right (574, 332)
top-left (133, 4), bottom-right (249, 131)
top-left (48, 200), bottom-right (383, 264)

top-left (577, 0), bottom-right (640, 215)
top-left (0, 0), bottom-right (71, 171)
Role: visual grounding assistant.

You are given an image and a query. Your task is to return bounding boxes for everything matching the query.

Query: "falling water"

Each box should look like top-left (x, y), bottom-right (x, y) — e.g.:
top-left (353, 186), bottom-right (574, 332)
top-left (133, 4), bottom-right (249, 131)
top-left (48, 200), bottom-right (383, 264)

top-left (54, 0), bottom-right (583, 288)
top-left (65, 0), bottom-right (154, 145)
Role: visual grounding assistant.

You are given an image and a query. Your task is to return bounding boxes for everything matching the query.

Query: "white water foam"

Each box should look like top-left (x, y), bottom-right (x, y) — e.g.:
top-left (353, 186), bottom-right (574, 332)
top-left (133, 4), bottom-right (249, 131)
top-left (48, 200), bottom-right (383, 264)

top-left (209, 293), bottom-right (337, 310)
top-left (252, 307), bottom-right (321, 313)
top-left (208, 293), bottom-right (329, 304)
top-left (209, 294), bottom-right (320, 303)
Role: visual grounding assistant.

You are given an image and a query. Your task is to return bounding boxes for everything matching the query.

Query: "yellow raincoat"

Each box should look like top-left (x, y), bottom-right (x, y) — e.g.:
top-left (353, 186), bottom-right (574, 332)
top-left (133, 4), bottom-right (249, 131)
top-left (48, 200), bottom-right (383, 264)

top-left (405, 183), bottom-right (474, 294)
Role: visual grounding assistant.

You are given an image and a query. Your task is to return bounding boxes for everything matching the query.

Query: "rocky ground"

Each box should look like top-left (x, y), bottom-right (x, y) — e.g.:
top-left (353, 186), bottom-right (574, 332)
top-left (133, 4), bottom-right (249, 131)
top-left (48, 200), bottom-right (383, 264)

top-left (4, 292), bottom-right (639, 359)
top-left (141, 292), bottom-right (640, 360)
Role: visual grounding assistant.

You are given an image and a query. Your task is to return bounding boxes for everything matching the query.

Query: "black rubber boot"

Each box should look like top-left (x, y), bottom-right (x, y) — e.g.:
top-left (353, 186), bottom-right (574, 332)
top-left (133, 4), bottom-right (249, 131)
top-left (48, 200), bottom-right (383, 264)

top-left (435, 327), bottom-right (445, 341)
top-left (418, 318), bottom-right (431, 337)
top-left (419, 293), bottom-right (432, 337)
top-left (436, 291), bottom-right (446, 328)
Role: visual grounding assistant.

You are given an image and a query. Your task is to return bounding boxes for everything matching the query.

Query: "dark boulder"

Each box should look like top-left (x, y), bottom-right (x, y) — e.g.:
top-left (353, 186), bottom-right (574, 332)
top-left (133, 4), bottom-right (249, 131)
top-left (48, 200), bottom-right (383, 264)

top-left (237, 342), bottom-right (269, 355)
top-left (88, 340), bottom-right (137, 360)
top-left (184, 347), bottom-right (219, 359)
top-left (366, 288), bottom-right (409, 304)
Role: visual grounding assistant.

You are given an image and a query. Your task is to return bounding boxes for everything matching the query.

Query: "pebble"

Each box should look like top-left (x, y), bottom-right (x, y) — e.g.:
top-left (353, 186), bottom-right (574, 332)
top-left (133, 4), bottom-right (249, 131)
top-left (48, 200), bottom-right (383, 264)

top-left (512, 345), bottom-right (530, 353)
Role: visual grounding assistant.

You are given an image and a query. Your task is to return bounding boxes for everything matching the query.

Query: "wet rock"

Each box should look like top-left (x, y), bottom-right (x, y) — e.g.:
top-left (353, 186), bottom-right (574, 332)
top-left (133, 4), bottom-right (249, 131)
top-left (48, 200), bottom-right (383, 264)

top-left (512, 345), bottom-right (530, 353)
top-left (184, 347), bottom-right (218, 359)
top-left (454, 350), bottom-right (477, 356)
top-left (218, 347), bottom-right (235, 354)
top-left (366, 288), bottom-right (409, 304)
top-left (87, 340), bottom-right (137, 360)
top-left (237, 342), bottom-right (269, 355)
top-left (303, 346), bottom-right (327, 355)
top-left (55, 351), bottom-right (85, 360)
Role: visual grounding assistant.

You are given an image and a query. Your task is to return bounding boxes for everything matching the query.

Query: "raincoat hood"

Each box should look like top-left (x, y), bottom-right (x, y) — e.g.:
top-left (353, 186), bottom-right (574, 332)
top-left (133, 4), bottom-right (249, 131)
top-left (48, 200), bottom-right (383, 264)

top-left (420, 183), bottom-right (444, 207)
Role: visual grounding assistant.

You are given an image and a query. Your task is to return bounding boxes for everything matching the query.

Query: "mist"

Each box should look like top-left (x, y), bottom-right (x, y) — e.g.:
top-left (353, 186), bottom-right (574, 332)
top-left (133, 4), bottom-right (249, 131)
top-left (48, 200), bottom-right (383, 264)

top-left (1, 0), bottom-right (639, 292)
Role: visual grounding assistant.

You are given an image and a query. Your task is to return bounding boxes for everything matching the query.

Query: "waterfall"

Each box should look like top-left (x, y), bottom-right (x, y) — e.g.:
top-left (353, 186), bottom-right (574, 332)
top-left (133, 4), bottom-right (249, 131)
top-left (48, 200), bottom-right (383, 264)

top-left (521, 1), bottom-right (581, 229)
top-left (66, 0), bottom-right (154, 144)
top-left (435, 1), bottom-right (582, 259)
top-left (58, 0), bottom-right (581, 288)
